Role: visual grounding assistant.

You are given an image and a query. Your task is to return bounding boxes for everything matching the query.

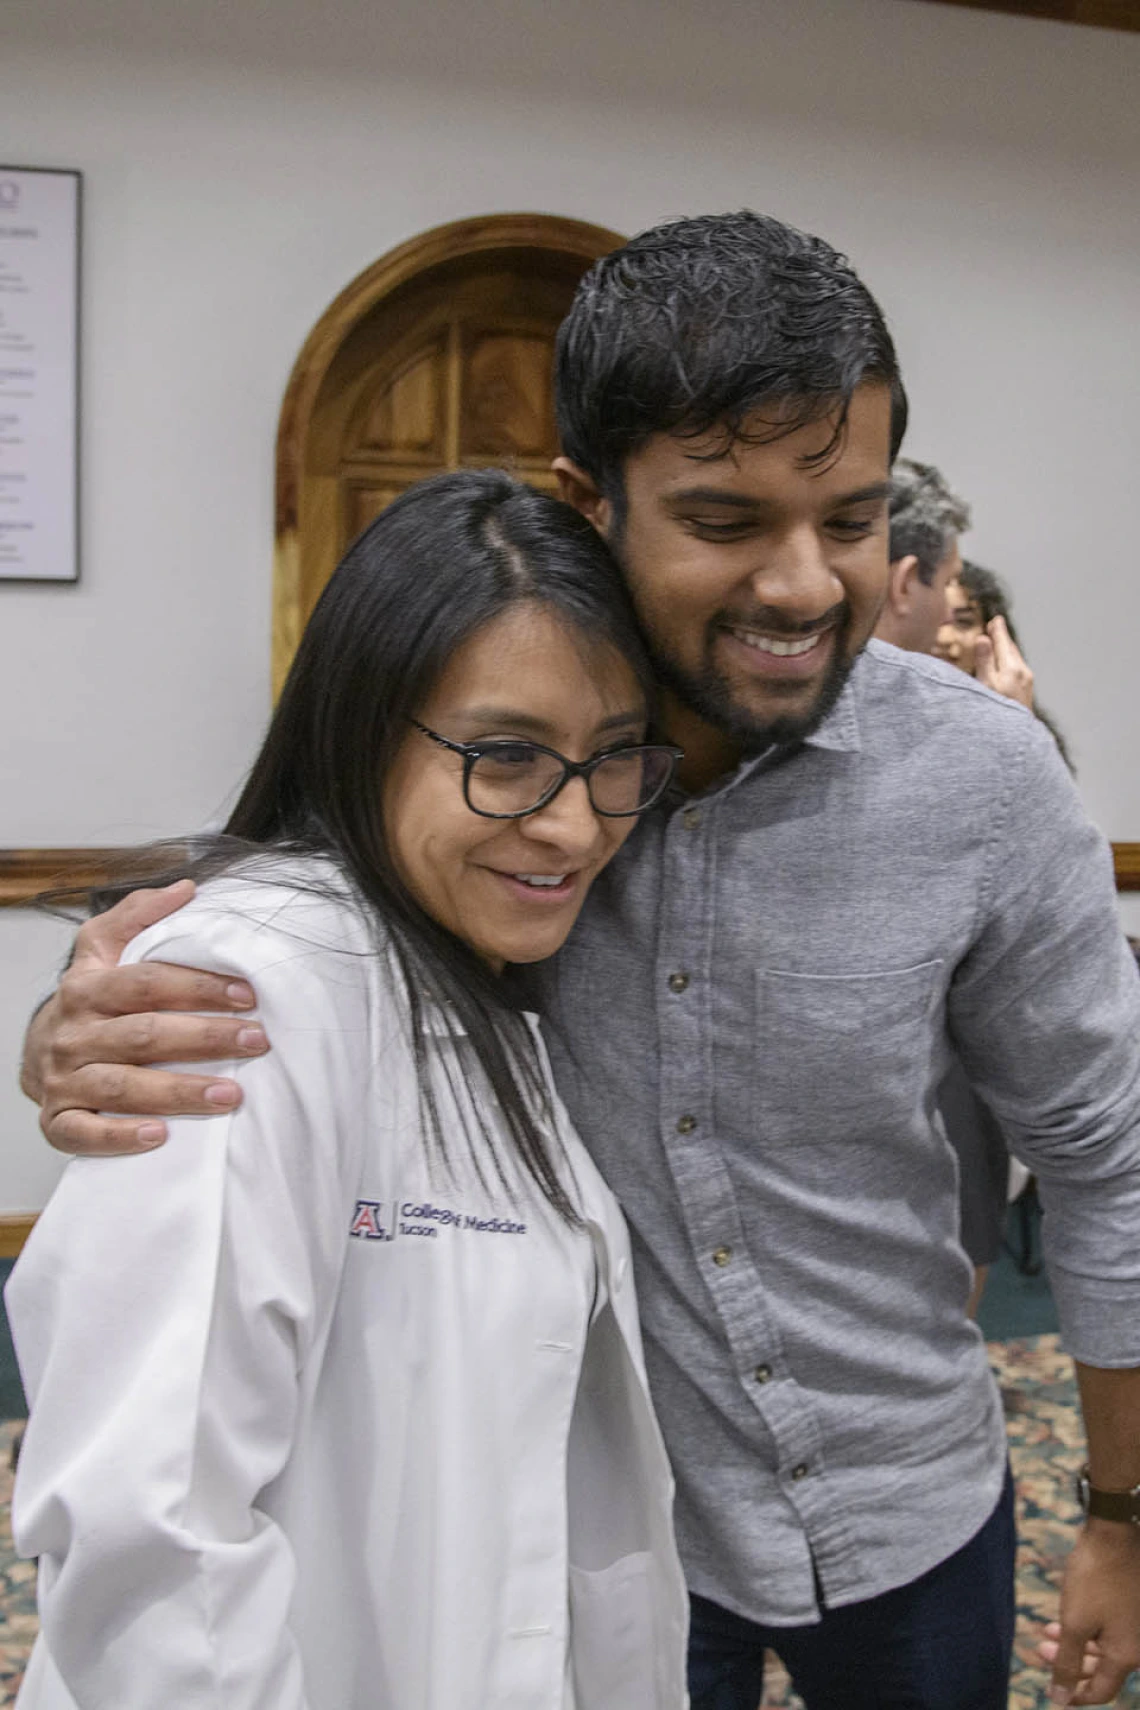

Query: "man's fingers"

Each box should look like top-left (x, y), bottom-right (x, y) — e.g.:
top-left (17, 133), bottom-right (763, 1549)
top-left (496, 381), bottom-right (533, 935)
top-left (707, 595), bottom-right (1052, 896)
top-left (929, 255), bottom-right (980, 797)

top-left (1045, 1632), bottom-right (1133, 1705)
top-left (42, 1109), bottom-right (173, 1157)
top-left (1072, 1654), bottom-right (1136, 1705)
top-left (1050, 1625), bottom-right (1093, 1705)
top-left (45, 1064), bottom-right (245, 1124)
top-left (49, 1012), bottom-right (267, 1074)
top-left (70, 880), bottom-right (197, 971)
top-left (1037, 1633), bottom-right (1099, 1677)
top-left (57, 959), bottom-right (256, 1022)
top-left (973, 634), bottom-right (995, 682)
top-left (43, 1064), bottom-right (247, 1155)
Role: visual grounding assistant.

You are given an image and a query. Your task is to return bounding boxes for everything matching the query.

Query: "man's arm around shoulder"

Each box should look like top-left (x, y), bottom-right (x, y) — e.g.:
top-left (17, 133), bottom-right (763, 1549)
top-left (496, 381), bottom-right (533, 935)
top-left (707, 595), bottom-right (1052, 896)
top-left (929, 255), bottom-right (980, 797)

top-left (21, 882), bottom-right (269, 1156)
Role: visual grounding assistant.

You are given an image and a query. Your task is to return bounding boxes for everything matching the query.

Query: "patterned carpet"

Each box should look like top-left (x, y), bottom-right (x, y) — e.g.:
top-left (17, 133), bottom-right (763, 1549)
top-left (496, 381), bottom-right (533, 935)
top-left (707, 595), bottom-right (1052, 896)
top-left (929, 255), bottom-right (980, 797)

top-left (0, 1425), bottom-right (35, 1707)
top-left (0, 1336), bottom-right (1135, 1707)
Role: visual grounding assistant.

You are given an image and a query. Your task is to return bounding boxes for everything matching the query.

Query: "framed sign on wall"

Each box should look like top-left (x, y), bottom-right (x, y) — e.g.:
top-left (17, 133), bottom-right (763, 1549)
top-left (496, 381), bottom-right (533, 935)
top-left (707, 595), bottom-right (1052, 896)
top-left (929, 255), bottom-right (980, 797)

top-left (0, 165), bottom-right (81, 583)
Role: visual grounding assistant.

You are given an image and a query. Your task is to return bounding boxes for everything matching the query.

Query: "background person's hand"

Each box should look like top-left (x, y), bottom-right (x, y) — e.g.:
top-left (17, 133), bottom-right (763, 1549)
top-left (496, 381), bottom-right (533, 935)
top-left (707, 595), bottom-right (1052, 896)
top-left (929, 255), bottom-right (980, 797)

top-left (973, 615), bottom-right (1035, 709)
top-left (22, 881), bottom-right (268, 1156)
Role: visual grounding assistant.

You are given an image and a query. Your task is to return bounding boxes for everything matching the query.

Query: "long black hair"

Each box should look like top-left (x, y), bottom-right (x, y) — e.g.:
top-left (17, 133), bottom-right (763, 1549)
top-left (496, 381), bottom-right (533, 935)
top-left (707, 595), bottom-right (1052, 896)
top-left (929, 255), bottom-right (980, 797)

top-left (62, 470), bottom-right (658, 1220)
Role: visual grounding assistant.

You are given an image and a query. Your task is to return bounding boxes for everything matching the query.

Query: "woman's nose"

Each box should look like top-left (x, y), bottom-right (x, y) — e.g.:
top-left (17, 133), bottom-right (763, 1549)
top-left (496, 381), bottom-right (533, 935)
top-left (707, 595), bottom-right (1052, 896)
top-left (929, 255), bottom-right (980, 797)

top-left (520, 776), bottom-right (602, 855)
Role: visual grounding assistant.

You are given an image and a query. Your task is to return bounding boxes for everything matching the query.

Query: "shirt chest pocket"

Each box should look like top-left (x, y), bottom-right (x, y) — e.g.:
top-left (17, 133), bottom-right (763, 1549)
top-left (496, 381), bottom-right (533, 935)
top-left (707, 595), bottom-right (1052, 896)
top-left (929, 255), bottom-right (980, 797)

top-left (752, 961), bottom-right (943, 1142)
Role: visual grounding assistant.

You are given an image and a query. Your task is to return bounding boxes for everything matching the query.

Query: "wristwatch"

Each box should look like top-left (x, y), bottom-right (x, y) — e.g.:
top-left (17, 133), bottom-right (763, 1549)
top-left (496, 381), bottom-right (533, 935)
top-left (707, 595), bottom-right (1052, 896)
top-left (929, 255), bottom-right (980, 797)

top-left (1075, 1464), bottom-right (1140, 1525)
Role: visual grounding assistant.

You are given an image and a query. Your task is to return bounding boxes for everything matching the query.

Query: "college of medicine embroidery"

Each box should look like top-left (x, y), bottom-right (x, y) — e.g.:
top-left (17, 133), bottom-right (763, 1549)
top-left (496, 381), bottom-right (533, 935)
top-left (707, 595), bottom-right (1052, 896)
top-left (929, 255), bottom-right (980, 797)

top-left (348, 1198), bottom-right (527, 1241)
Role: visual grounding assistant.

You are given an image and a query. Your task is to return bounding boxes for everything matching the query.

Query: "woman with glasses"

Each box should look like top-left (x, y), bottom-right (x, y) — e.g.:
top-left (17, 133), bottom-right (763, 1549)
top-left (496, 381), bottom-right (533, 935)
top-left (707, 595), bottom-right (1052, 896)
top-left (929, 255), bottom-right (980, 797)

top-left (8, 470), bottom-right (689, 1710)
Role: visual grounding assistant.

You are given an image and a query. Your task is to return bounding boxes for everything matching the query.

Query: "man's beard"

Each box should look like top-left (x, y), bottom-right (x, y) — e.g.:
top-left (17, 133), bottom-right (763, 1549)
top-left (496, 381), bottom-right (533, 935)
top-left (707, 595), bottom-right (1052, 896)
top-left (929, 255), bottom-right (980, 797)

top-left (648, 605), bottom-right (857, 754)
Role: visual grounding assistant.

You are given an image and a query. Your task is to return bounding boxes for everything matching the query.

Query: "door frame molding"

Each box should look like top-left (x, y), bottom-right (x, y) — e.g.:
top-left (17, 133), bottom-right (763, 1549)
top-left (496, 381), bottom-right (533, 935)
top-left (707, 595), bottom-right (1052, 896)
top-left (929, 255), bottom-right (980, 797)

top-left (272, 212), bottom-right (625, 698)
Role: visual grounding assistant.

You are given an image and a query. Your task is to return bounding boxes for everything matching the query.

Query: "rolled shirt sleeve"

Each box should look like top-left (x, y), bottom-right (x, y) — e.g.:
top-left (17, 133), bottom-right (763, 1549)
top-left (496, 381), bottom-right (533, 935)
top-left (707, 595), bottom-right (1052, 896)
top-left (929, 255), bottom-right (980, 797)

top-left (7, 899), bottom-right (369, 1708)
top-left (948, 715), bottom-right (1140, 1366)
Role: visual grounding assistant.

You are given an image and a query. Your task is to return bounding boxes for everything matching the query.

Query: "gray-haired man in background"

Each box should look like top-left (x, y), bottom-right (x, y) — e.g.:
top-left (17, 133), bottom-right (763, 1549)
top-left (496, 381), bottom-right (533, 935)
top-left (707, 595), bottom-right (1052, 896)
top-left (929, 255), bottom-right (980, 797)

top-left (876, 457), bottom-right (1034, 706)
top-left (875, 457), bottom-right (969, 656)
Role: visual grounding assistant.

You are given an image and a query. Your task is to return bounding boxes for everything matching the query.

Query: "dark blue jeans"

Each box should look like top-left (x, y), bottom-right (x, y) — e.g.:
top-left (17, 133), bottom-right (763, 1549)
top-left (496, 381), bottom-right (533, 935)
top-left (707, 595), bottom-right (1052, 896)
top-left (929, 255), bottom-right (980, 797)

top-left (688, 1468), bottom-right (1016, 1710)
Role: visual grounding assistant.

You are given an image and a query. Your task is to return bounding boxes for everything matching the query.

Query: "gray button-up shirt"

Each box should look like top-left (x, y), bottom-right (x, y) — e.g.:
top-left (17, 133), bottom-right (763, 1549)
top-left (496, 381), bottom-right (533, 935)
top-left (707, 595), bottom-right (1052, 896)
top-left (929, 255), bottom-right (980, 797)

top-left (535, 640), bottom-right (1140, 1626)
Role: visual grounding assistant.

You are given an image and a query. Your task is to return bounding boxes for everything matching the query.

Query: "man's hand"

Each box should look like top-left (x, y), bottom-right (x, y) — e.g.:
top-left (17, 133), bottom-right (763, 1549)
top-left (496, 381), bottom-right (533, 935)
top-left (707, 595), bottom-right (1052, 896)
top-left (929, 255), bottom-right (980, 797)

top-left (1039, 1520), bottom-right (1140, 1704)
top-left (974, 615), bottom-right (1035, 709)
top-left (21, 881), bottom-right (268, 1156)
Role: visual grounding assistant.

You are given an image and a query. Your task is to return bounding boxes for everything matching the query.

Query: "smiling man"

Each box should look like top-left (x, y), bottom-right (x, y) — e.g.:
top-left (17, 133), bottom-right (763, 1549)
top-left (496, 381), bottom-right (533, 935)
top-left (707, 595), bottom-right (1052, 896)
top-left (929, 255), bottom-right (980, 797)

top-left (544, 215), bottom-right (1140, 1710)
top-left (20, 213), bottom-right (1140, 1710)
top-left (576, 384), bottom-right (891, 770)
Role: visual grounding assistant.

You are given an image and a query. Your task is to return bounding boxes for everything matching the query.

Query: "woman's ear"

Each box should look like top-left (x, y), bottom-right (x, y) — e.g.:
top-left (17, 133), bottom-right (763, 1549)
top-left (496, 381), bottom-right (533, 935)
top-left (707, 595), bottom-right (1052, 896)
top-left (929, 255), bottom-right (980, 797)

top-left (551, 457), bottom-right (614, 537)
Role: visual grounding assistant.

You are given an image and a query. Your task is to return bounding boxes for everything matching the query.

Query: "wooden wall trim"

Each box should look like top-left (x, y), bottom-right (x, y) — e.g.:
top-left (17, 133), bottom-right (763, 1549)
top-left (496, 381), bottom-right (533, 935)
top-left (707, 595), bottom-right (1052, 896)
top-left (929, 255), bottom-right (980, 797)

top-left (0, 848), bottom-right (123, 908)
top-left (907, 0), bottom-right (1140, 32)
top-left (3, 843), bottom-right (1140, 904)
top-left (1114, 843), bottom-right (1140, 891)
top-left (0, 1216), bottom-right (36, 1260)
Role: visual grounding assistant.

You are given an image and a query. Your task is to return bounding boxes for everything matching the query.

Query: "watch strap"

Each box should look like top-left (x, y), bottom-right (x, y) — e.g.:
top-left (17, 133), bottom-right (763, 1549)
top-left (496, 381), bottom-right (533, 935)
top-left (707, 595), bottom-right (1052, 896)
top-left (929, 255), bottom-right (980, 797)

top-left (1077, 1464), bottom-right (1140, 1524)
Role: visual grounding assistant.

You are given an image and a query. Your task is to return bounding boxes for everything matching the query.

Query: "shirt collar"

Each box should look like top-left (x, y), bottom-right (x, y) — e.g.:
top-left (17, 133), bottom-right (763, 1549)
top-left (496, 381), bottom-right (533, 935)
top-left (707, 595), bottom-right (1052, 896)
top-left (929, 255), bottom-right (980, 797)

top-left (801, 665), bottom-right (863, 754)
top-left (719, 654), bottom-right (865, 794)
top-left (664, 653), bottom-right (868, 805)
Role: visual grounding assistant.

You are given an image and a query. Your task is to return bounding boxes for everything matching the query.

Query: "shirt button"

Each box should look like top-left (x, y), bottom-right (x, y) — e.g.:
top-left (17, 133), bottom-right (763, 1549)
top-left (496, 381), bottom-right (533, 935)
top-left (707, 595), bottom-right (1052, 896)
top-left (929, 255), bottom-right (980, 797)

top-left (668, 971), bottom-right (690, 994)
top-left (682, 807), bottom-right (702, 830)
top-left (712, 1245), bottom-right (732, 1267)
top-left (753, 1364), bottom-right (773, 1384)
top-left (676, 1114), bottom-right (698, 1135)
top-left (791, 1463), bottom-right (809, 1481)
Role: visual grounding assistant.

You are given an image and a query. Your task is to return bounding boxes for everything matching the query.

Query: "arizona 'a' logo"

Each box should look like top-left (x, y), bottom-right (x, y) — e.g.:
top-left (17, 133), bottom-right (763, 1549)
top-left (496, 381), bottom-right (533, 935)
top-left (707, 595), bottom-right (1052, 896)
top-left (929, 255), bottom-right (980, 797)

top-left (349, 1199), bottom-right (393, 1241)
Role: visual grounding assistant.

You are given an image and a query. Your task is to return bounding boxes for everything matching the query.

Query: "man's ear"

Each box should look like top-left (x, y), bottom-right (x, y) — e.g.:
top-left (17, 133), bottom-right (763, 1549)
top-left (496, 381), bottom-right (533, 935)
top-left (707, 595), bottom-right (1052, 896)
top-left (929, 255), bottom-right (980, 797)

top-left (551, 457), bottom-right (614, 537)
top-left (887, 554), bottom-right (920, 613)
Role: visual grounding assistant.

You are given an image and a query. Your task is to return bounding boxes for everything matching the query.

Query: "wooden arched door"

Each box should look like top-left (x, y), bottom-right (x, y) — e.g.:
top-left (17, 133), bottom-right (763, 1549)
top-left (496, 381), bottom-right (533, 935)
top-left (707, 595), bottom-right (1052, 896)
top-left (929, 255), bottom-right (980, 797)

top-left (273, 213), bottom-right (624, 697)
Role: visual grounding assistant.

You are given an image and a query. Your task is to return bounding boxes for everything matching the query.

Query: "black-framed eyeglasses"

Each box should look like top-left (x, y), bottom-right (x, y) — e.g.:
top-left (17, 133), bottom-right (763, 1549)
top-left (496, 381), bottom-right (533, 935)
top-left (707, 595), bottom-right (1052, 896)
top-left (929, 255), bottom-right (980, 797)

top-left (410, 719), bottom-right (683, 820)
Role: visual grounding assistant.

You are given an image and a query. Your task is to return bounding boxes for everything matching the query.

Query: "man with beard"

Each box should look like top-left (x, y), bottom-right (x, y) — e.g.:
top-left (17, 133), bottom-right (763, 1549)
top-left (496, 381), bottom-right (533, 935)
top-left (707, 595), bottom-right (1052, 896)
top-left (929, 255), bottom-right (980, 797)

top-left (21, 213), bottom-right (1140, 1710)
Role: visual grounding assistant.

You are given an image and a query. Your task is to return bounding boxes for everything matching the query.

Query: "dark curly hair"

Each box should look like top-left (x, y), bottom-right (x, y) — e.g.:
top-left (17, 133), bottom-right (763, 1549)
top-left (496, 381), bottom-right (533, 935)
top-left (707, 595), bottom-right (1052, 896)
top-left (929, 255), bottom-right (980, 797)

top-left (555, 210), bottom-right (907, 507)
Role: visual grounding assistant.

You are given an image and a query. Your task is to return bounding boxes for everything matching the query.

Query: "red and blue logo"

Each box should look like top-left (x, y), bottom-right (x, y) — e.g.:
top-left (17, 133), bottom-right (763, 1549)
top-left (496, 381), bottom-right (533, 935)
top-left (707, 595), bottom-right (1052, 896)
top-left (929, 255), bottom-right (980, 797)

top-left (349, 1199), bottom-right (393, 1241)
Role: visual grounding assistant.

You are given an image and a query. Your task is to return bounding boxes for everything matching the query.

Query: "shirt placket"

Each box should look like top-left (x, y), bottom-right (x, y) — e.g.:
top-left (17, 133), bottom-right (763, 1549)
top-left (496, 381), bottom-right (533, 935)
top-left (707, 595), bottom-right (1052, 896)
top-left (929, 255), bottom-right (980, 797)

top-left (654, 787), bottom-right (862, 1609)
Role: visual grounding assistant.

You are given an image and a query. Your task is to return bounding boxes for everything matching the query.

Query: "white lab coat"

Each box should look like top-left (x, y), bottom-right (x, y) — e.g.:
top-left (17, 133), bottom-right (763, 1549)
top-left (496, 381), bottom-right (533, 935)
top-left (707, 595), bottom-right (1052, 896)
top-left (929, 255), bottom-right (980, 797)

top-left (8, 869), bottom-right (689, 1710)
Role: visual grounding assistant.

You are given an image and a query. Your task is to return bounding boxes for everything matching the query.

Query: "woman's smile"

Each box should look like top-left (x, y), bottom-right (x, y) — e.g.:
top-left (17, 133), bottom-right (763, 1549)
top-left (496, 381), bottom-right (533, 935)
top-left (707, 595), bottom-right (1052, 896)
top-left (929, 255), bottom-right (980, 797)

top-left (487, 868), bottom-right (580, 901)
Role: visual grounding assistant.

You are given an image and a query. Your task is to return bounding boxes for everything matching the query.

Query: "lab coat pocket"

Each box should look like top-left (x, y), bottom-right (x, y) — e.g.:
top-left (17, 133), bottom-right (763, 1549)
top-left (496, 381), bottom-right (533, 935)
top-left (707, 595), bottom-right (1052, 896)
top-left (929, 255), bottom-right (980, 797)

top-left (569, 1550), bottom-right (662, 1709)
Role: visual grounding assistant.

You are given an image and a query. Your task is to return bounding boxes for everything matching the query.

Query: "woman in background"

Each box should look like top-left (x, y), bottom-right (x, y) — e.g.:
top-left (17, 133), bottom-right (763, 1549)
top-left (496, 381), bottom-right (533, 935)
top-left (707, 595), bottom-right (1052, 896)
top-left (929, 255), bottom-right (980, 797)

top-left (8, 469), bottom-right (689, 1710)
top-left (936, 560), bottom-right (1073, 770)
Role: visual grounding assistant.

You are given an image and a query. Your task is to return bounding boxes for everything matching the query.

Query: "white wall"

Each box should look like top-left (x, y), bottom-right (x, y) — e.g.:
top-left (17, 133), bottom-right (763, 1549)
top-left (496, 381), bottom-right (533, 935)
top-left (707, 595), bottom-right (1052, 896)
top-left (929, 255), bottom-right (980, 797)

top-left (1, 0), bottom-right (1138, 1210)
